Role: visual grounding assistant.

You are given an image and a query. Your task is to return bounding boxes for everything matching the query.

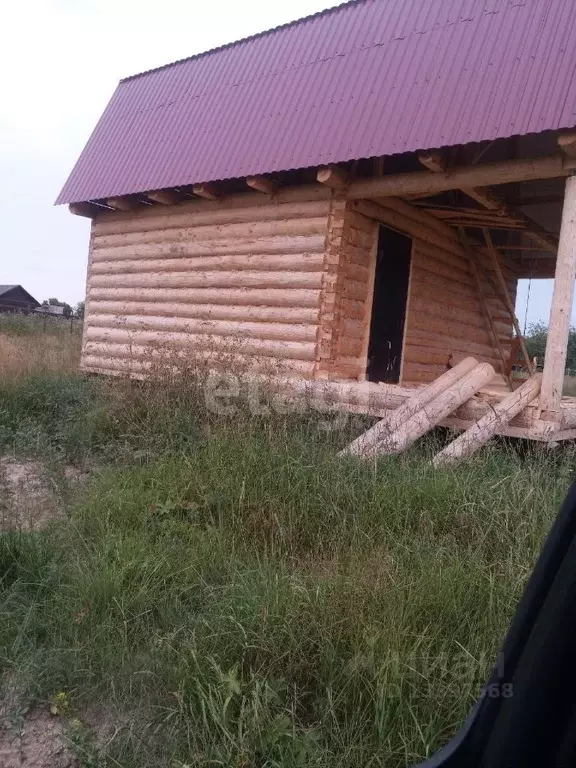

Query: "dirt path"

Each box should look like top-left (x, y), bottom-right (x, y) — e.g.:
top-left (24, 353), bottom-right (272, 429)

top-left (0, 707), bottom-right (76, 768)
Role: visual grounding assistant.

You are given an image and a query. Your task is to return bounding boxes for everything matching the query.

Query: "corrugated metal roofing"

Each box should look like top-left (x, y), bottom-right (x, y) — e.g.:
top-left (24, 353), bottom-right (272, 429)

top-left (57, 0), bottom-right (576, 205)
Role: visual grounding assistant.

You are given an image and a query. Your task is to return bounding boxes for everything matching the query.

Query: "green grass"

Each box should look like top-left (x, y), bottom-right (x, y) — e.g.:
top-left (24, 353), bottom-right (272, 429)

top-left (0, 353), bottom-right (573, 766)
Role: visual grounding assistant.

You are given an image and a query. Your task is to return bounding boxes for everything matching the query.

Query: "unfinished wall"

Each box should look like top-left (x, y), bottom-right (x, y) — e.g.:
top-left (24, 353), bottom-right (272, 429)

top-left (82, 192), bottom-right (332, 378)
top-left (323, 197), bottom-right (517, 385)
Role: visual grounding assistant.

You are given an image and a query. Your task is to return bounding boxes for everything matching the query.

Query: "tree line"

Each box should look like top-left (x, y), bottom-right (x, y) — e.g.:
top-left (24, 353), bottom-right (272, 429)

top-left (40, 298), bottom-right (84, 318)
top-left (524, 322), bottom-right (576, 372)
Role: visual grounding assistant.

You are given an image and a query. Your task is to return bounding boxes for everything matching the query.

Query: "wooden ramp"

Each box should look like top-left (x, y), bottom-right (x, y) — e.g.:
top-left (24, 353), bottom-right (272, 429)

top-left (340, 359), bottom-right (542, 463)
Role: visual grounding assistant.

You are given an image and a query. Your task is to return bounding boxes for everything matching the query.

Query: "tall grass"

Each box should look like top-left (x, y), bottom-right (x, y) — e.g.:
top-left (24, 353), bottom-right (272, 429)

top-left (0, 325), bottom-right (573, 766)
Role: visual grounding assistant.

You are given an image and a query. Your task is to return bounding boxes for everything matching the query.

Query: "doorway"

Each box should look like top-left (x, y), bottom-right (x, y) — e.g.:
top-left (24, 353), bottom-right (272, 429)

top-left (366, 225), bottom-right (412, 383)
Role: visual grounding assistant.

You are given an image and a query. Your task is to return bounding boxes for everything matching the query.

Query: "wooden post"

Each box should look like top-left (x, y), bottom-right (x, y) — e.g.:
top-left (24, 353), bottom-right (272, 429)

top-left (433, 373), bottom-right (541, 465)
top-left (540, 175), bottom-right (576, 421)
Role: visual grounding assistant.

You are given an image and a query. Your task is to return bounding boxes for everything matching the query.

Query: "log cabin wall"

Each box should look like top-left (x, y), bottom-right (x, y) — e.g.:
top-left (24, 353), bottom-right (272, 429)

top-left (323, 197), bottom-right (517, 385)
top-left (81, 193), bottom-right (334, 379)
top-left (315, 199), bottom-right (378, 379)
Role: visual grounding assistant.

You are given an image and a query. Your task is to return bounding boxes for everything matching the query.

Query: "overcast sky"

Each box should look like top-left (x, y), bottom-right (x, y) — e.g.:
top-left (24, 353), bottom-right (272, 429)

top-left (0, 0), bottom-right (562, 325)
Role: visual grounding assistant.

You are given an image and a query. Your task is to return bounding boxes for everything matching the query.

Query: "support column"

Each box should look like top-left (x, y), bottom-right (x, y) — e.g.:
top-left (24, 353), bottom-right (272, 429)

top-left (540, 175), bottom-right (576, 422)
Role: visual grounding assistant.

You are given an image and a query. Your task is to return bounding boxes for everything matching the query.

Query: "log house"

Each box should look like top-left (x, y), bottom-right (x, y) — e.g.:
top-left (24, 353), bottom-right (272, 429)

top-left (57, 0), bottom-right (576, 458)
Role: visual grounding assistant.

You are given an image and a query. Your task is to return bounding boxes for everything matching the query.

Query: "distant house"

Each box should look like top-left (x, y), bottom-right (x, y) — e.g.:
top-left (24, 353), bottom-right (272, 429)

top-left (0, 285), bottom-right (40, 314)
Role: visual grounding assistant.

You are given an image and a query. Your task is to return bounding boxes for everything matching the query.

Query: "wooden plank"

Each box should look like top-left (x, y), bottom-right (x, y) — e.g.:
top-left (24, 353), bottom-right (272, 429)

top-left (540, 175), bottom-right (576, 420)
top-left (433, 374), bottom-right (542, 465)
top-left (347, 156), bottom-right (574, 200)
top-left (340, 357), bottom-right (479, 457)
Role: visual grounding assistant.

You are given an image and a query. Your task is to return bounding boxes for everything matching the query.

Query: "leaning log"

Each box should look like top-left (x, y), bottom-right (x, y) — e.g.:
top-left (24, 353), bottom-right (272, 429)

top-left (340, 357), bottom-right (479, 457)
top-left (433, 374), bottom-right (542, 465)
top-left (362, 363), bottom-right (496, 457)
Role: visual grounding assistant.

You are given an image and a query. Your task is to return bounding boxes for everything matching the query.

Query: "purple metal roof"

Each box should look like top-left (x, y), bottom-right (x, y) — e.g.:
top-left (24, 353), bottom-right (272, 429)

top-left (57, 0), bottom-right (576, 205)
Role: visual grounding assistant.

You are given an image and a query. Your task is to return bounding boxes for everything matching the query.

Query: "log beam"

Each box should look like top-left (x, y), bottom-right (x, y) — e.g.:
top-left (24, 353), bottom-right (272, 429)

top-left (107, 197), bottom-right (138, 212)
top-left (418, 153), bottom-right (558, 253)
top-left (69, 202), bottom-right (102, 218)
top-left (192, 183), bottom-right (220, 200)
top-left (540, 175), bottom-right (576, 421)
top-left (146, 189), bottom-right (180, 206)
top-left (558, 132), bottom-right (576, 158)
top-left (246, 176), bottom-right (278, 195)
top-left (418, 151), bottom-right (445, 174)
top-left (347, 155), bottom-right (574, 201)
top-left (317, 165), bottom-right (351, 189)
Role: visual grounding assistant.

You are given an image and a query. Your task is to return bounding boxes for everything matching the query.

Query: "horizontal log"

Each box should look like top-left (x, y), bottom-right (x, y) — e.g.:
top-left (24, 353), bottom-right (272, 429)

top-left (93, 234), bottom-right (326, 262)
top-left (402, 361), bottom-right (448, 379)
top-left (94, 216), bottom-right (329, 249)
top-left (89, 270), bottom-right (323, 291)
top-left (405, 313), bottom-right (495, 348)
top-left (86, 314), bottom-right (317, 342)
top-left (403, 346), bottom-right (452, 366)
top-left (88, 301), bottom-right (319, 324)
top-left (369, 196), bottom-right (458, 242)
top-left (413, 238), bottom-right (471, 275)
top-left (85, 328), bottom-right (316, 361)
top-left (410, 256), bottom-right (472, 290)
top-left (81, 351), bottom-right (316, 378)
top-left (407, 297), bottom-right (511, 336)
top-left (354, 200), bottom-right (463, 259)
top-left (91, 252), bottom-right (324, 275)
top-left (409, 278), bottom-right (508, 318)
top-left (404, 332), bottom-right (502, 363)
top-left (93, 191), bottom-right (332, 235)
top-left (88, 286), bottom-right (321, 308)
top-left (347, 156), bottom-right (574, 199)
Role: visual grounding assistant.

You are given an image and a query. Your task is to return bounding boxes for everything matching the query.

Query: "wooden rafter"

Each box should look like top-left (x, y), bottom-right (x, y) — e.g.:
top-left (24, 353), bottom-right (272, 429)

top-left (418, 151), bottom-right (445, 174)
top-left (107, 196), bottom-right (138, 212)
top-left (558, 131), bottom-right (576, 158)
top-left (416, 152), bottom-right (559, 253)
top-left (317, 165), bottom-right (351, 188)
top-left (146, 189), bottom-right (180, 206)
top-left (246, 175), bottom-right (278, 195)
top-left (69, 202), bottom-right (103, 218)
top-left (192, 183), bottom-right (220, 200)
top-left (346, 155), bottom-right (575, 200)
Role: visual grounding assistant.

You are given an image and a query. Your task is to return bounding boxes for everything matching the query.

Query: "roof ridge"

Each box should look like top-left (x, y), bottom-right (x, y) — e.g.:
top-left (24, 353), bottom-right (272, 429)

top-left (120, 0), bottom-right (363, 83)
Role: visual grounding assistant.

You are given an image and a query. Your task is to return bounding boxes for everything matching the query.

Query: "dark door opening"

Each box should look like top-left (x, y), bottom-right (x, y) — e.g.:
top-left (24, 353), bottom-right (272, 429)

top-left (366, 225), bottom-right (412, 383)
